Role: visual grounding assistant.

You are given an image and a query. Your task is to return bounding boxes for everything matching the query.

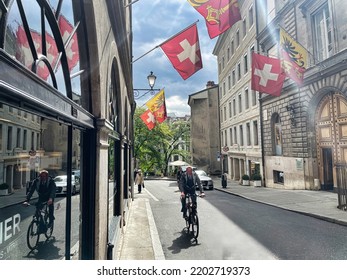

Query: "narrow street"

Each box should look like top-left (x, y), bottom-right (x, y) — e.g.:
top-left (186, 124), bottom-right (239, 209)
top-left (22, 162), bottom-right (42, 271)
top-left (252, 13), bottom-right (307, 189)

top-left (143, 180), bottom-right (347, 260)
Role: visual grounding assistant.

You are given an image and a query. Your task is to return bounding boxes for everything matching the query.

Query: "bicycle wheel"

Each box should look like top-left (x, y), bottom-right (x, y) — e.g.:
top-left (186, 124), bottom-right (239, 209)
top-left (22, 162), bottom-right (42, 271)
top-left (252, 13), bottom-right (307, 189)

top-left (190, 213), bottom-right (199, 240)
top-left (27, 220), bottom-right (40, 250)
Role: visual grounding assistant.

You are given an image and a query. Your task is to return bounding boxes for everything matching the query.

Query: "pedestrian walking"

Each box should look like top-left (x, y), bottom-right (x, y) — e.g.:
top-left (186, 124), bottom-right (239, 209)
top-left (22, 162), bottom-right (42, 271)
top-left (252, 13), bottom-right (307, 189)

top-left (221, 173), bottom-right (228, 188)
top-left (135, 169), bottom-right (144, 193)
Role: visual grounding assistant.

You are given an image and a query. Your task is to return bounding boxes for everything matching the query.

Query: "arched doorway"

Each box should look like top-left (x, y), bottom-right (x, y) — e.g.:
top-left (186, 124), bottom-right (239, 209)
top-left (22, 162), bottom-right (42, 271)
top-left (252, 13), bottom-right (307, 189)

top-left (316, 92), bottom-right (347, 190)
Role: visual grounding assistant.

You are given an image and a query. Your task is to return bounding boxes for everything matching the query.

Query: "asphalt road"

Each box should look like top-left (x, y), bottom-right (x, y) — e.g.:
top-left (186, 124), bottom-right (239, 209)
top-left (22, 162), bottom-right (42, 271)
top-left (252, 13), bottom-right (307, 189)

top-left (145, 180), bottom-right (347, 260)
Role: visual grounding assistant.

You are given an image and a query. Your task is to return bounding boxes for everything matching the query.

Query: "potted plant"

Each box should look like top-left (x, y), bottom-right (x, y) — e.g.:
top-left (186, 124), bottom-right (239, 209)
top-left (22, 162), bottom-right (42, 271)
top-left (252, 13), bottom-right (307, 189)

top-left (242, 174), bottom-right (250, 186)
top-left (252, 174), bottom-right (262, 187)
top-left (0, 183), bottom-right (9, 196)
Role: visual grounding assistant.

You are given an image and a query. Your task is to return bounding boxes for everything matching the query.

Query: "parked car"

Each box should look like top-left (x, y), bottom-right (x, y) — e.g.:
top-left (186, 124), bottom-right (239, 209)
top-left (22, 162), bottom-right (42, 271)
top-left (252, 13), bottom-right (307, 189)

top-left (54, 175), bottom-right (80, 195)
top-left (195, 169), bottom-right (214, 190)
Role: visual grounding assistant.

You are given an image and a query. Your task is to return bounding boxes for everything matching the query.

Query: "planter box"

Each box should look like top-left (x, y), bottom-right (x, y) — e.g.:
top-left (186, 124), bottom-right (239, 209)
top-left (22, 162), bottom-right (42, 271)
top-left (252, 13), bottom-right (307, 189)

top-left (242, 180), bottom-right (249, 186)
top-left (254, 180), bottom-right (262, 187)
top-left (0, 189), bottom-right (8, 196)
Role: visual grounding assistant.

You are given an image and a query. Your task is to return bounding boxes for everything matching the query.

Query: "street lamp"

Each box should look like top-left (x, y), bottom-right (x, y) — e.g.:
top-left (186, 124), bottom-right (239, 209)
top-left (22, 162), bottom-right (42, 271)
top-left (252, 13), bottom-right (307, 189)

top-left (147, 71), bottom-right (156, 89)
top-left (134, 71), bottom-right (160, 100)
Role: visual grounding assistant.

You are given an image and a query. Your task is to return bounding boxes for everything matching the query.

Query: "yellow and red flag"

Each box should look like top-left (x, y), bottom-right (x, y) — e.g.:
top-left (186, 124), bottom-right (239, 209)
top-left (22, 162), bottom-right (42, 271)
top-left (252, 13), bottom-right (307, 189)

top-left (279, 28), bottom-right (308, 86)
top-left (187, 0), bottom-right (241, 39)
top-left (145, 89), bottom-right (167, 124)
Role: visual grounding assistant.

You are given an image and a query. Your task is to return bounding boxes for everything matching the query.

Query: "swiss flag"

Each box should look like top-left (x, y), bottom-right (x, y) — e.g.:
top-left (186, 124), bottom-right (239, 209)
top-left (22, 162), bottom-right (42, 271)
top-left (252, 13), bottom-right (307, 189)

top-left (140, 110), bottom-right (156, 130)
top-left (160, 24), bottom-right (202, 80)
top-left (251, 53), bottom-right (285, 97)
top-left (16, 25), bottom-right (58, 80)
top-left (58, 15), bottom-right (79, 72)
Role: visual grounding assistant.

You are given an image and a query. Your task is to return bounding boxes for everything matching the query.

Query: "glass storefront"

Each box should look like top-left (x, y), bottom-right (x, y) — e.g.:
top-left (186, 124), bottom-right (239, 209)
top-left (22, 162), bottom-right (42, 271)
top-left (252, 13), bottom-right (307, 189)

top-left (0, 104), bottom-right (81, 260)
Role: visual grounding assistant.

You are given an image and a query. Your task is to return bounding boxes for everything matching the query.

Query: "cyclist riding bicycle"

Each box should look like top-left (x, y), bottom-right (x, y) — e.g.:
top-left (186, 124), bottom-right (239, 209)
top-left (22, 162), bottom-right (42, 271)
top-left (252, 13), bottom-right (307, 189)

top-left (179, 166), bottom-right (205, 219)
top-left (24, 170), bottom-right (56, 228)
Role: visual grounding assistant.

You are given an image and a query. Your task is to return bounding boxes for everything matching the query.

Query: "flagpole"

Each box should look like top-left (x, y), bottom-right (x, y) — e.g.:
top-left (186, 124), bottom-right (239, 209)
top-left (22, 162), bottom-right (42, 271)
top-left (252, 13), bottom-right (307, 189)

top-left (131, 20), bottom-right (199, 64)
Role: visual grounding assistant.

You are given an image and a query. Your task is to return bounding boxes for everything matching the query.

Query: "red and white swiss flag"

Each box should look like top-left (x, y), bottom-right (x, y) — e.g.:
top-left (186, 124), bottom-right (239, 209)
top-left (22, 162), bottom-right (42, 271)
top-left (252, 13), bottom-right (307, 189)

top-left (58, 15), bottom-right (79, 72)
top-left (16, 25), bottom-right (58, 80)
top-left (251, 53), bottom-right (285, 97)
top-left (160, 24), bottom-right (202, 80)
top-left (140, 109), bottom-right (156, 130)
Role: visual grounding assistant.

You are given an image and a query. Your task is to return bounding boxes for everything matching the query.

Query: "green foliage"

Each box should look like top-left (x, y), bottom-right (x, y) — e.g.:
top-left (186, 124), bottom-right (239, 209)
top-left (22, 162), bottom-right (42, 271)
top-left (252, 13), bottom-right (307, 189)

top-left (252, 173), bottom-right (262, 181)
top-left (134, 108), bottom-right (191, 175)
top-left (242, 174), bottom-right (250, 180)
top-left (0, 183), bottom-right (9, 190)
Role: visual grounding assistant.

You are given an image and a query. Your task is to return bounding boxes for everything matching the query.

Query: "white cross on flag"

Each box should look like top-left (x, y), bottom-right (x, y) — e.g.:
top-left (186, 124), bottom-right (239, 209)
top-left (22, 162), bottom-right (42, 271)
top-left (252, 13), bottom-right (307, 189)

top-left (140, 109), bottom-right (156, 130)
top-left (251, 52), bottom-right (285, 97)
top-left (160, 23), bottom-right (202, 80)
top-left (58, 15), bottom-right (79, 72)
top-left (16, 25), bottom-right (58, 80)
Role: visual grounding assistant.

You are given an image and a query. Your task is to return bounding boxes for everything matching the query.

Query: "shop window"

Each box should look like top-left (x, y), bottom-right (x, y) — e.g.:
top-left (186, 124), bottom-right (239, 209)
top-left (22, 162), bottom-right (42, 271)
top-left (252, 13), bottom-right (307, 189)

top-left (0, 105), bottom-right (82, 260)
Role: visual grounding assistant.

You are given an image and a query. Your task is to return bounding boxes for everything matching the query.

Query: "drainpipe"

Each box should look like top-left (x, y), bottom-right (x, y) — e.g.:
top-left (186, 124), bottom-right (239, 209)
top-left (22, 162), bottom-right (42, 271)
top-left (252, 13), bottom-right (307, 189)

top-left (255, 0), bottom-right (266, 187)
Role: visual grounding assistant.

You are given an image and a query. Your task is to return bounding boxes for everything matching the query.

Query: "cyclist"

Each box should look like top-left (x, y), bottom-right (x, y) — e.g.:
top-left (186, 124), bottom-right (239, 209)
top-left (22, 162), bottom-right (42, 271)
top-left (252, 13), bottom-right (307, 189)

top-left (24, 170), bottom-right (56, 227)
top-left (179, 166), bottom-right (205, 219)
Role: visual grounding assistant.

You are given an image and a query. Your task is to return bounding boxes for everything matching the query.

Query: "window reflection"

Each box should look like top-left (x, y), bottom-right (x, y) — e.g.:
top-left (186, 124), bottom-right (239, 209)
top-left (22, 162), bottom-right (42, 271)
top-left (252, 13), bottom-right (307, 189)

top-left (0, 104), bottom-right (81, 260)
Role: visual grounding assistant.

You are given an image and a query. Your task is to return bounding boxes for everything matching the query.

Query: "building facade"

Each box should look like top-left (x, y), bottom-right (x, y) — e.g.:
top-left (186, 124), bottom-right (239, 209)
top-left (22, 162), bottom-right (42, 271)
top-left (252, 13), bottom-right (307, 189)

top-left (213, 0), bottom-right (262, 183)
top-left (257, 0), bottom-right (347, 190)
top-left (0, 1), bottom-right (134, 260)
top-left (188, 82), bottom-right (222, 175)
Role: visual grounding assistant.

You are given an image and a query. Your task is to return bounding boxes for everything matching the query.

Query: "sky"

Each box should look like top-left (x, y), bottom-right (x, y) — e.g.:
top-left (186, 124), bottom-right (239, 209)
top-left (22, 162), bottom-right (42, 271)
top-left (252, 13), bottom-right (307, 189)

top-left (132, 0), bottom-right (219, 117)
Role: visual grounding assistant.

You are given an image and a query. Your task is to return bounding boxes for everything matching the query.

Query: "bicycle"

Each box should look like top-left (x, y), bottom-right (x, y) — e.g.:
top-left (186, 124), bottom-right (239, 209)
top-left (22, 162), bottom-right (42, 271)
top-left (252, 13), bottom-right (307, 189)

top-left (24, 202), bottom-right (54, 250)
top-left (184, 193), bottom-right (202, 242)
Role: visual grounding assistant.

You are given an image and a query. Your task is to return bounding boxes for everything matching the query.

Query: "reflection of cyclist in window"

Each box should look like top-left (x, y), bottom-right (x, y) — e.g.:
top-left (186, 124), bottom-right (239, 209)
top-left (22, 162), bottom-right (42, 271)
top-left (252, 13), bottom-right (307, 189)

top-left (24, 170), bottom-right (56, 227)
top-left (179, 166), bottom-right (205, 219)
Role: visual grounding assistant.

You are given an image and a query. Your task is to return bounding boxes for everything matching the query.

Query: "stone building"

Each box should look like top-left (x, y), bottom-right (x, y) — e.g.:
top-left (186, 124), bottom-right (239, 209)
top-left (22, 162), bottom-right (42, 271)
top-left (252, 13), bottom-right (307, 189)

top-left (213, 0), bottom-right (262, 183)
top-left (0, 1), bottom-right (134, 259)
top-left (257, 0), bottom-right (347, 190)
top-left (188, 81), bottom-right (222, 175)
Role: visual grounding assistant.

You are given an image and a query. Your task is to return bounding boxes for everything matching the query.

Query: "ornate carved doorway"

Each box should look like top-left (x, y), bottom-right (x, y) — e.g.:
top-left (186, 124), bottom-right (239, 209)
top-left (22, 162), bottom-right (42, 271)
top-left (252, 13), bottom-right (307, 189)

top-left (316, 92), bottom-right (347, 190)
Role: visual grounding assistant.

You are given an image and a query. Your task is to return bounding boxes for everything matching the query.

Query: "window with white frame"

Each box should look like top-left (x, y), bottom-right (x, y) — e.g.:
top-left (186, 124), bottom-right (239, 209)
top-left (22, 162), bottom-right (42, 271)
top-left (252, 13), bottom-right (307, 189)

top-left (244, 53), bottom-right (248, 73)
top-left (237, 62), bottom-right (241, 81)
top-left (234, 126), bottom-right (237, 144)
top-left (313, 2), bottom-right (333, 61)
top-left (233, 99), bottom-right (236, 116)
top-left (246, 123), bottom-right (251, 146)
top-left (240, 125), bottom-right (244, 146)
top-left (229, 127), bottom-right (233, 145)
top-left (238, 94), bottom-right (242, 114)
top-left (267, 0), bottom-right (276, 23)
top-left (249, 5), bottom-right (254, 27)
top-left (253, 120), bottom-right (259, 145)
top-left (243, 18), bottom-right (247, 38)
top-left (229, 101), bottom-right (232, 118)
top-left (252, 90), bottom-right (257, 106)
top-left (245, 88), bottom-right (249, 110)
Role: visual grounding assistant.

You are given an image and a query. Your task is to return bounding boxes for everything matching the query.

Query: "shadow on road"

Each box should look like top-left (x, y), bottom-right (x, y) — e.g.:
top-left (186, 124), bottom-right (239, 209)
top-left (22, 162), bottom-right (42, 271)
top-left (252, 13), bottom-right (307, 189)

top-left (23, 237), bottom-right (63, 260)
top-left (167, 229), bottom-right (200, 254)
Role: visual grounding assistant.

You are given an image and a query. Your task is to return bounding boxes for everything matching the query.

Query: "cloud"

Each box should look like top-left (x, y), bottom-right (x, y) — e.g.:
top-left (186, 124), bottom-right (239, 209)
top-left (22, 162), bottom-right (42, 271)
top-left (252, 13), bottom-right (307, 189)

top-left (132, 0), bottom-right (218, 116)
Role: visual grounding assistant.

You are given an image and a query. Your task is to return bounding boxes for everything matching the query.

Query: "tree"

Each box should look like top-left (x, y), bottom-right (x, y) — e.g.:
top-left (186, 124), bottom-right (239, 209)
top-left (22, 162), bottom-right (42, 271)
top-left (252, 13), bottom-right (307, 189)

top-left (134, 108), bottom-right (190, 176)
